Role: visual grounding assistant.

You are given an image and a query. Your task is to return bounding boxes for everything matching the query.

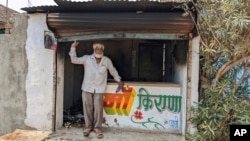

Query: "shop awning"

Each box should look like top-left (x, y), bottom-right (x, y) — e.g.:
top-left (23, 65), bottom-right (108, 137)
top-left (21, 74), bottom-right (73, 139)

top-left (47, 12), bottom-right (194, 38)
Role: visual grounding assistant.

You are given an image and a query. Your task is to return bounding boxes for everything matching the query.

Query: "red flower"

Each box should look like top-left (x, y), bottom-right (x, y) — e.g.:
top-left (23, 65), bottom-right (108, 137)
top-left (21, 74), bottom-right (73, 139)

top-left (102, 117), bottom-right (106, 124)
top-left (134, 110), bottom-right (143, 120)
top-left (114, 118), bottom-right (118, 123)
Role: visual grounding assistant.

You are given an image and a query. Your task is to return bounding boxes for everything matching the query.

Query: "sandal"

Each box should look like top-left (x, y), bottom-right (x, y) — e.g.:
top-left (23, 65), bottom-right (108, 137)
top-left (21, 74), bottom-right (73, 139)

top-left (83, 128), bottom-right (92, 137)
top-left (94, 128), bottom-right (103, 139)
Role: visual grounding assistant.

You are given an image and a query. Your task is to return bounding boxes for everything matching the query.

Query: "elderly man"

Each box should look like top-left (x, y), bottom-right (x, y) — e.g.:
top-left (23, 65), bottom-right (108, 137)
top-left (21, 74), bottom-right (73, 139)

top-left (69, 41), bottom-right (122, 138)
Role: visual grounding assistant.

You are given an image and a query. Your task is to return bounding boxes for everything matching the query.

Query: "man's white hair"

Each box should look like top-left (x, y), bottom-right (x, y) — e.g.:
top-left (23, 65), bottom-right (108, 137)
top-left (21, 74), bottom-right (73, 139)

top-left (93, 43), bottom-right (105, 50)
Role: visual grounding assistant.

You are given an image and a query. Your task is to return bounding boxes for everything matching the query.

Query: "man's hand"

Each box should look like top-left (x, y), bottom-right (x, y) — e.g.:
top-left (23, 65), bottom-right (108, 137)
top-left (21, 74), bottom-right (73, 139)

top-left (71, 41), bottom-right (79, 48)
top-left (118, 81), bottom-right (124, 87)
top-left (115, 81), bottom-right (124, 93)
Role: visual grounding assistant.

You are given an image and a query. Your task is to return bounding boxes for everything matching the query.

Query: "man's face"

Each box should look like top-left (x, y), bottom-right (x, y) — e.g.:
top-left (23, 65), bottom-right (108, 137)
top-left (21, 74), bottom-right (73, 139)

top-left (94, 47), bottom-right (104, 55)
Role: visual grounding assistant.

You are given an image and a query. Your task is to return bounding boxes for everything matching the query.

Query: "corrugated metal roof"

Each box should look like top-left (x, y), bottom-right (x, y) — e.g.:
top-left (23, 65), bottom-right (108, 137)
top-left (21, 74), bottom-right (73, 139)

top-left (21, 0), bottom-right (187, 13)
top-left (21, 0), bottom-right (195, 38)
top-left (47, 12), bottom-right (194, 37)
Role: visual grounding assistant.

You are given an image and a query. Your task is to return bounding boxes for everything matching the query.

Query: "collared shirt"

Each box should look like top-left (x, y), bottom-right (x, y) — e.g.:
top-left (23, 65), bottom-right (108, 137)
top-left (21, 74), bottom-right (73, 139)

top-left (69, 48), bottom-right (121, 93)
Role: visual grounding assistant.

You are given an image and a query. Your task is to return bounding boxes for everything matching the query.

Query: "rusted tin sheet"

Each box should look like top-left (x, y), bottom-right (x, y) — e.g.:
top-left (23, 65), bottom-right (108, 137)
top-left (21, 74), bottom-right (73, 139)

top-left (47, 12), bottom-right (194, 37)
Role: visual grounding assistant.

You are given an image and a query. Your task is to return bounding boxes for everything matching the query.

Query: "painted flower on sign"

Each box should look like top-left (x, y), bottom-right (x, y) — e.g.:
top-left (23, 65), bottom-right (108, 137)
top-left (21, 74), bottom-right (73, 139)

top-left (102, 117), bottom-right (109, 127)
top-left (102, 117), bottom-right (106, 124)
top-left (131, 110), bottom-right (165, 129)
top-left (134, 110), bottom-right (143, 120)
top-left (114, 118), bottom-right (119, 126)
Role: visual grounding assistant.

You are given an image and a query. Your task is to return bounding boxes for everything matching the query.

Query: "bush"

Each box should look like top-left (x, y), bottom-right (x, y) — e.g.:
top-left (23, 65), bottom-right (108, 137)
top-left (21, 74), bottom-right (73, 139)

top-left (186, 91), bottom-right (250, 141)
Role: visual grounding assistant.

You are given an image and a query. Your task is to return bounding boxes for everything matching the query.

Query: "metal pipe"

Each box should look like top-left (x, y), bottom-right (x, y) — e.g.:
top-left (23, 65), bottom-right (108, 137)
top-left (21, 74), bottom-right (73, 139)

top-left (5, 0), bottom-right (8, 21)
top-left (52, 51), bottom-right (57, 132)
top-left (58, 33), bottom-right (189, 42)
top-left (162, 43), bottom-right (166, 81)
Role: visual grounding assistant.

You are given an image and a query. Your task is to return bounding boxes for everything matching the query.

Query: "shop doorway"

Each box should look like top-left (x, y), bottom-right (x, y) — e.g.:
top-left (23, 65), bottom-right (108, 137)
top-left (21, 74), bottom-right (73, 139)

top-left (58, 38), bottom-right (188, 127)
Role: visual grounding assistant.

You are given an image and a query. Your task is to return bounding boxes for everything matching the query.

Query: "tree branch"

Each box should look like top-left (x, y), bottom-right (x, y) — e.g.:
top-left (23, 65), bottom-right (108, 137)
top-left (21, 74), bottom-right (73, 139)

top-left (232, 64), bottom-right (248, 95)
top-left (212, 55), bottom-right (250, 88)
top-left (191, 1), bottom-right (222, 48)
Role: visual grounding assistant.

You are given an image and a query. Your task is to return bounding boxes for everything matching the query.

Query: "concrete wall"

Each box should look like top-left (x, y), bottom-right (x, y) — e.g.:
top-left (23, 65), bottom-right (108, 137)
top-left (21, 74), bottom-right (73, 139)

top-left (173, 36), bottom-right (200, 134)
top-left (174, 62), bottom-right (187, 134)
top-left (189, 36), bottom-right (200, 134)
top-left (0, 4), bottom-right (18, 25)
top-left (0, 13), bottom-right (55, 136)
top-left (24, 14), bottom-right (55, 131)
top-left (173, 42), bottom-right (188, 134)
top-left (0, 13), bottom-right (29, 136)
top-left (55, 44), bottom-right (65, 129)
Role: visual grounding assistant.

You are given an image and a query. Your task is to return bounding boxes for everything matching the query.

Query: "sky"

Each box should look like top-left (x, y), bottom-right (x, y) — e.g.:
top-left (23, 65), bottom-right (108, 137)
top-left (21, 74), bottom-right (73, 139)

top-left (0, 0), bottom-right (141, 12)
top-left (0, 0), bottom-right (56, 12)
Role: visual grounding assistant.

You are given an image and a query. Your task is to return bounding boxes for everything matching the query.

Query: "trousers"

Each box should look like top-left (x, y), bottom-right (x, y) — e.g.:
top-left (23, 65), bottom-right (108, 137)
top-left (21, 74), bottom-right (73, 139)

top-left (82, 91), bottom-right (104, 129)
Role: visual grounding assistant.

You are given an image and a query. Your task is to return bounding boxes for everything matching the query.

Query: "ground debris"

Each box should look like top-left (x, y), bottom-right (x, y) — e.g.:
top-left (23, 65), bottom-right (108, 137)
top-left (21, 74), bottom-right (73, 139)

top-left (0, 129), bottom-right (51, 141)
top-left (63, 111), bottom-right (85, 129)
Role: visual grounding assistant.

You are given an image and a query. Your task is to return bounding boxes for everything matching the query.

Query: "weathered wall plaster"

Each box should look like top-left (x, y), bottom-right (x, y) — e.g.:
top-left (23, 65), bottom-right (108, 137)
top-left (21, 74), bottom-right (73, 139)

top-left (0, 13), bottom-right (29, 136)
top-left (24, 13), bottom-right (55, 131)
top-left (55, 46), bottom-right (65, 129)
top-left (174, 63), bottom-right (187, 134)
top-left (189, 36), bottom-right (200, 134)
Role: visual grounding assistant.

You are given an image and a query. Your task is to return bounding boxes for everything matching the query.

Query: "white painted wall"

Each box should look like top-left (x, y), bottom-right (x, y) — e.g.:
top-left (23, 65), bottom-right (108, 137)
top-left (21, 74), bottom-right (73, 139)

top-left (174, 63), bottom-right (187, 134)
top-left (24, 13), bottom-right (55, 131)
top-left (104, 84), bottom-right (182, 133)
top-left (173, 36), bottom-right (200, 134)
top-left (189, 36), bottom-right (200, 134)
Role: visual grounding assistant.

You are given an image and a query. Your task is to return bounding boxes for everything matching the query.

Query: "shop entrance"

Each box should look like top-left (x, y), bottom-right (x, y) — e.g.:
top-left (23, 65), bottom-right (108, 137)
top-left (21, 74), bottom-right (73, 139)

top-left (58, 38), bottom-right (188, 127)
